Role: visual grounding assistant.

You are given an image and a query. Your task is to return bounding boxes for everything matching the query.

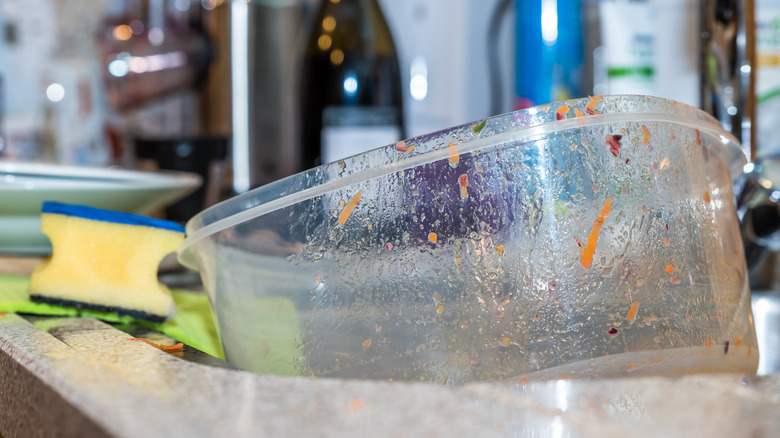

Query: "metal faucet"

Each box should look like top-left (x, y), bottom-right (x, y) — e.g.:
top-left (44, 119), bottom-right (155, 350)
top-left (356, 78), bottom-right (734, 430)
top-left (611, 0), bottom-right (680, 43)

top-left (700, 0), bottom-right (756, 162)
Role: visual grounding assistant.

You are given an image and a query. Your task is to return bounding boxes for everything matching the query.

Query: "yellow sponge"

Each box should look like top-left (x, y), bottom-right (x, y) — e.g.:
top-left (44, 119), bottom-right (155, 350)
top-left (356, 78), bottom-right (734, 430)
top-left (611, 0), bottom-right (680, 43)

top-left (29, 201), bottom-right (185, 322)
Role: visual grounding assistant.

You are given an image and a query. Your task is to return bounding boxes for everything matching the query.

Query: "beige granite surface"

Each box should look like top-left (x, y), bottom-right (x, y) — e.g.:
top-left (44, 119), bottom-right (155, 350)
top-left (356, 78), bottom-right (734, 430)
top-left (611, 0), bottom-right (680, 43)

top-left (0, 313), bottom-right (778, 438)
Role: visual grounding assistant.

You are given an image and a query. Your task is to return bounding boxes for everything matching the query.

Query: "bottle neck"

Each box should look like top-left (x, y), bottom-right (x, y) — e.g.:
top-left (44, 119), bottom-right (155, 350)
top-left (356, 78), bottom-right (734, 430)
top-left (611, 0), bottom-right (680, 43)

top-left (308, 0), bottom-right (396, 56)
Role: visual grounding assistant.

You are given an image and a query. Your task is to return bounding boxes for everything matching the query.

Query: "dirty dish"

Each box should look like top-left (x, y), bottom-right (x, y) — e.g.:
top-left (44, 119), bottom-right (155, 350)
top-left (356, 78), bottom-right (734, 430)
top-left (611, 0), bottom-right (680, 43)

top-left (179, 95), bottom-right (757, 384)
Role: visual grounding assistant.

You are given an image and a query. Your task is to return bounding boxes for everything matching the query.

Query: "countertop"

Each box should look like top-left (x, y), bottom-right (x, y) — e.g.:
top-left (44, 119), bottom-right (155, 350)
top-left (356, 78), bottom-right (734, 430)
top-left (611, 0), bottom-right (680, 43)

top-left (1, 312), bottom-right (779, 438)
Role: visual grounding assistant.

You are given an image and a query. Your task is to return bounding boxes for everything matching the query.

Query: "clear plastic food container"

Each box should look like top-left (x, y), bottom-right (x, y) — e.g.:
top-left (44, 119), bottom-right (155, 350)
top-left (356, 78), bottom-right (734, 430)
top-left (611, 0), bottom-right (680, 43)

top-left (179, 95), bottom-right (758, 384)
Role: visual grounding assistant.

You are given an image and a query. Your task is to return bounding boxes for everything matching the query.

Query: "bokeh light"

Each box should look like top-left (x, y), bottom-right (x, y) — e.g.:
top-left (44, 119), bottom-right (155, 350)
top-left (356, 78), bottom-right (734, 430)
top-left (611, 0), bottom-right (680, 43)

top-left (46, 83), bottom-right (65, 102)
top-left (113, 24), bottom-right (132, 41)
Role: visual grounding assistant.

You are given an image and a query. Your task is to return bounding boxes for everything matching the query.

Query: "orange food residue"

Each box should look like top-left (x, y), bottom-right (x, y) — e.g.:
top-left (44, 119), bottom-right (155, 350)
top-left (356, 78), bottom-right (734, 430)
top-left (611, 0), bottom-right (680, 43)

top-left (338, 190), bottom-right (363, 226)
top-left (501, 336), bottom-right (512, 346)
top-left (580, 198), bottom-right (612, 269)
top-left (663, 237), bottom-right (670, 245)
top-left (428, 232), bottom-right (438, 243)
top-left (627, 301), bottom-right (639, 322)
top-left (363, 338), bottom-right (372, 349)
top-left (495, 245), bottom-right (505, 257)
top-left (129, 338), bottom-right (184, 352)
top-left (585, 95), bottom-right (603, 115)
top-left (665, 264), bottom-right (674, 274)
top-left (395, 140), bottom-right (414, 153)
top-left (555, 105), bottom-right (570, 120)
top-left (735, 337), bottom-right (743, 347)
top-left (706, 339), bottom-right (713, 348)
top-left (436, 305), bottom-right (444, 315)
top-left (448, 142), bottom-right (459, 166)
top-left (574, 108), bottom-right (585, 118)
top-left (348, 398), bottom-right (366, 412)
top-left (703, 191), bottom-right (711, 203)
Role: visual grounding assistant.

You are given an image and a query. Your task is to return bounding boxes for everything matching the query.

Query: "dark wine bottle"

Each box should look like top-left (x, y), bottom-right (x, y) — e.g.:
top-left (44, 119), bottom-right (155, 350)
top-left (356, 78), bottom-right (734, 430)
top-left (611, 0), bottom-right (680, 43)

top-left (299, 0), bottom-right (404, 171)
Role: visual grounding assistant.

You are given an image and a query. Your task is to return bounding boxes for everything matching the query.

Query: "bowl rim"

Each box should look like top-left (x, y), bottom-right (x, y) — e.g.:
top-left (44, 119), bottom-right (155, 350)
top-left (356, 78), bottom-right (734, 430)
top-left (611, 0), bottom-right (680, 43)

top-left (178, 94), bottom-right (743, 270)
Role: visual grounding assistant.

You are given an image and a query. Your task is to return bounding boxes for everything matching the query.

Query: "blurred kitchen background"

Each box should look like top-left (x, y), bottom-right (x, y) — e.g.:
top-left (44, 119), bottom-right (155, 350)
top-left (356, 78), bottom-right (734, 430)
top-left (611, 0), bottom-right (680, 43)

top-left (0, 0), bottom-right (776, 217)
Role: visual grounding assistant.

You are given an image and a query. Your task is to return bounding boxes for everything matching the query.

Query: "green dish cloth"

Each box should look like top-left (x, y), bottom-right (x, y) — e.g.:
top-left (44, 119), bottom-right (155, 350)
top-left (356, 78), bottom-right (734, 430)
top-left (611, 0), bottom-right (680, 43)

top-left (0, 274), bottom-right (224, 360)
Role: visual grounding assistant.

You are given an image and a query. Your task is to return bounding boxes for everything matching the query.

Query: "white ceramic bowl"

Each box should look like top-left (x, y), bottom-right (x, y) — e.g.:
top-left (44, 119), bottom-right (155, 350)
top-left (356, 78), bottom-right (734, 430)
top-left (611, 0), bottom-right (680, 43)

top-left (0, 160), bottom-right (200, 254)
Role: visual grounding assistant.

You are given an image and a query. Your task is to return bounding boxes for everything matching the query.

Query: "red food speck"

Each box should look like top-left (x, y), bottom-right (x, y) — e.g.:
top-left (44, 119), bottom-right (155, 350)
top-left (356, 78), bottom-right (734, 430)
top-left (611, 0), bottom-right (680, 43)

top-left (363, 338), bottom-right (372, 349)
top-left (607, 327), bottom-right (619, 336)
top-left (395, 141), bottom-right (414, 153)
top-left (586, 95), bottom-right (603, 115)
top-left (385, 242), bottom-right (393, 250)
top-left (555, 105), bottom-right (570, 120)
top-left (606, 135), bottom-right (623, 157)
top-left (458, 174), bottom-right (470, 198)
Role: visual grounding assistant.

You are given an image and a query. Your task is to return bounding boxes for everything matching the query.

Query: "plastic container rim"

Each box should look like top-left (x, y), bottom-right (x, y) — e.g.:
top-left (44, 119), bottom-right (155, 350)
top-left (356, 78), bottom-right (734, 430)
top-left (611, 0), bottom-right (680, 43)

top-left (178, 98), bottom-right (743, 270)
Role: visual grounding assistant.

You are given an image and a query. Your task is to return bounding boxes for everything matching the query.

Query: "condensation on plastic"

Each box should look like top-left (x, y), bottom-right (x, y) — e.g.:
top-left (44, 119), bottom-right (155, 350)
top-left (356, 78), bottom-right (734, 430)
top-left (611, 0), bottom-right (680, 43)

top-left (179, 95), bottom-right (758, 384)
